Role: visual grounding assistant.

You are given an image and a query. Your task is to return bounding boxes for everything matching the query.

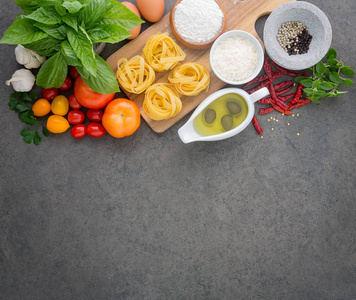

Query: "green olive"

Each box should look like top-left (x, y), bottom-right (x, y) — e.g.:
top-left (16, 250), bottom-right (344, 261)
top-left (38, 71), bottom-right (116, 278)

top-left (203, 108), bottom-right (216, 125)
top-left (221, 114), bottom-right (234, 132)
top-left (226, 101), bottom-right (241, 115)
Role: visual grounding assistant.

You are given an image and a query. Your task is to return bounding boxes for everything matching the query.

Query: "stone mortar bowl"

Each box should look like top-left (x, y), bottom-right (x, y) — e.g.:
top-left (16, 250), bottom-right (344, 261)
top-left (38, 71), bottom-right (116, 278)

top-left (263, 1), bottom-right (332, 70)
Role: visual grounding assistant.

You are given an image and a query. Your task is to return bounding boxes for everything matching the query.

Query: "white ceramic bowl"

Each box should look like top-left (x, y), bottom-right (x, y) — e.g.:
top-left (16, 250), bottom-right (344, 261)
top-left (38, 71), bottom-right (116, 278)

top-left (263, 1), bottom-right (332, 70)
top-left (209, 30), bottom-right (264, 85)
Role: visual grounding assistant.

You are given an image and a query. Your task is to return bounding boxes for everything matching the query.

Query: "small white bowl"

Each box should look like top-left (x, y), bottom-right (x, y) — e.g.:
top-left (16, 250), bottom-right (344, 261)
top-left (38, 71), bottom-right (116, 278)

top-left (209, 30), bottom-right (264, 85)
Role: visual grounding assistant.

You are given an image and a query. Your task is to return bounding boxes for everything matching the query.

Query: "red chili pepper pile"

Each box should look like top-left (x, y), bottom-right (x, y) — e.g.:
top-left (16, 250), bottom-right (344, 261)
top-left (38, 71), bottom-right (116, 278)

top-left (246, 57), bottom-right (311, 135)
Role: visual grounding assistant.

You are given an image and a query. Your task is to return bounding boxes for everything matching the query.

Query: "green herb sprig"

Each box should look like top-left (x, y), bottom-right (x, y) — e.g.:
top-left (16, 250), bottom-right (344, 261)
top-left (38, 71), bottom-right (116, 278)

top-left (295, 48), bottom-right (355, 103)
top-left (0, 0), bottom-right (144, 94)
top-left (9, 91), bottom-right (50, 146)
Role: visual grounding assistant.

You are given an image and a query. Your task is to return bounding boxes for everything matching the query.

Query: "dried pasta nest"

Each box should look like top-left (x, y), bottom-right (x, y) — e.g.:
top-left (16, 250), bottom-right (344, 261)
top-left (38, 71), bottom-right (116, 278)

top-left (168, 62), bottom-right (210, 96)
top-left (143, 83), bottom-right (182, 121)
top-left (142, 32), bottom-right (186, 72)
top-left (116, 56), bottom-right (155, 94)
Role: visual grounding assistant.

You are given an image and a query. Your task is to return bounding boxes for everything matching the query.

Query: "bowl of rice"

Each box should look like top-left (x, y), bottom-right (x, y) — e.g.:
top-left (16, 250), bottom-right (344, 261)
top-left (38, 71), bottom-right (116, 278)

top-left (210, 30), bottom-right (264, 85)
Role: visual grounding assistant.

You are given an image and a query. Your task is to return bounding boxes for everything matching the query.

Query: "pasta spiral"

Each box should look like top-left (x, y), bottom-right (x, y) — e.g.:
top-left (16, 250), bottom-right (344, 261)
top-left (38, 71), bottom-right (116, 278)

top-left (142, 32), bottom-right (186, 72)
top-left (116, 56), bottom-right (155, 94)
top-left (168, 62), bottom-right (210, 96)
top-left (143, 83), bottom-right (182, 120)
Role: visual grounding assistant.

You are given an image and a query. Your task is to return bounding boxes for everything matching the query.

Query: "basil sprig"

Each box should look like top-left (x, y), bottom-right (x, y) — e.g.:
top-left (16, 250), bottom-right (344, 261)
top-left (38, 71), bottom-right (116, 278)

top-left (0, 0), bottom-right (144, 94)
top-left (295, 48), bottom-right (355, 103)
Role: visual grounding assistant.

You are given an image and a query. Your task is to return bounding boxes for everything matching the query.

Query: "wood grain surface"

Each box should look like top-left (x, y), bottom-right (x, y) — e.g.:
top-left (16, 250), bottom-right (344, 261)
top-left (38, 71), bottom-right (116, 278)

top-left (106, 0), bottom-right (296, 133)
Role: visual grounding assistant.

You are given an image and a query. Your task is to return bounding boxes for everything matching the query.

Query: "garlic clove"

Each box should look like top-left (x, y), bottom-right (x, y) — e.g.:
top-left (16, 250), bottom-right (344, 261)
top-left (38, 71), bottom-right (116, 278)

top-left (6, 68), bottom-right (36, 92)
top-left (15, 45), bottom-right (31, 65)
top-left (14, 45), bottom-right (46, 69)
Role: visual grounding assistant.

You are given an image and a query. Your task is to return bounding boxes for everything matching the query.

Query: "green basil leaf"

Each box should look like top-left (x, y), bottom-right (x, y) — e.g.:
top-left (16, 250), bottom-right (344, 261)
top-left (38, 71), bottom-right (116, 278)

top-left (15, 14), bottom-right (26, 21)
top-left (102, 0), bottom-right (143, 30)
top-left (329, 72), bottom-right (341, 83)
top-left (36, 52), bottom-right (68, 89)
top-left (314, 90), bottom-right (327, 98)
top-left (26, 6), bottom-right (62, 25)
top-left (327, 58), bottom-right (338, 67)
top-left (23, 36), bottom-right (62, 56)
top-left (78, 0), bottom-right (110, 30)
top-left (63, 14), bottom-right (78, 31)
top-left (67, 26), bottom-right (97, 76)
top-left (13, 0), bottom-right (41, 14)
top-left (341, 67), bottom-right (355, 77)
top-left (55, 3), bottom-right (67, 16)
top-left (33, 23), bottom-right (66, 40)
top-left (303, 88), bottom-right (315, 94)
top-left (311, 98), bottom-right (321, 104)
top-left (61, 40), bottom-right (82, 66)
top-left (341, 79), bottom-right (354, 87)
top-left (300, 79), bottom-right (313, 88)
top-left (62, 1), bottom-right (83, 14)
top-left (0, 18), bottom-right (48, 45)
top-left (87, 24), bottom-right (131, 43)
top-left (80, 54), bottom-right (120, 94)
top-left (311, 80), bottom-right (320, 89)
top-left (325, 48), bottom-right (337, 60)
top-left (320, 82), bottom-right (334, 90)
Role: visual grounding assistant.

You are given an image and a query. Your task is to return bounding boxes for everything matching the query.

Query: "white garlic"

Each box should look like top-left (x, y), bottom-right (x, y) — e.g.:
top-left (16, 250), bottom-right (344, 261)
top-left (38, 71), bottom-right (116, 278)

top-left (6, 69), bottom-right (36, 92)
top-left (14, 45), bottom-right (46, 69)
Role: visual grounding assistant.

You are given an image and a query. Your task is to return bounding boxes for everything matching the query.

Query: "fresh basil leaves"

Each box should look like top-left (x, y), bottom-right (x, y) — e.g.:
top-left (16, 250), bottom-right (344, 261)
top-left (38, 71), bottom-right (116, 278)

top-left (0, 0), bottom-right (144, 94)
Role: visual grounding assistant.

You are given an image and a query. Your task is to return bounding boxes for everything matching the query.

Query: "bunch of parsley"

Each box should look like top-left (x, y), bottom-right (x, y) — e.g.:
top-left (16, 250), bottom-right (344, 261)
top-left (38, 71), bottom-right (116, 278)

top-left (295, 48), bottom-right (355, 103)
top-left (0, 0), bottom-right (143, 94)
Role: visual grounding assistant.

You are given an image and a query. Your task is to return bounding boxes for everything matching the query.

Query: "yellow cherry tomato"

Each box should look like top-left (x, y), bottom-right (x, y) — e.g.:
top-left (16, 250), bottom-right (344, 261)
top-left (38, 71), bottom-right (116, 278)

top-left (32, 98), bottom-right (51, 117)
top-left (51, 95), bottom-right (69, 116)
top-left (46, 115), bottom-right (70, 133)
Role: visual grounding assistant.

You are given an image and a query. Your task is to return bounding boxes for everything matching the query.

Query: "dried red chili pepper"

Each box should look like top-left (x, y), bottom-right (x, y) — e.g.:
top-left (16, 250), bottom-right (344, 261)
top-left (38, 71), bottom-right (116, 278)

top-left (246, 80), bottom-right (270, 94)
top-left (289, 98), bottom-right (312, 110)
top-left (252, 116), bottom-right (263, 134)
top-left (276, 84), bottom-right (294, 96)
top-left (274, 80), bottom-right (294, 90)
top-left (291, 71), bottom-right (307, 105)
top-left (242, 71), bottom-right (282, 88)
top-left (258, 96), bottom-right (273, 104)
top-left (259, 107), bottom-right (274, 115)
top-left (267, 99), bottom-right (291, 115)
top-left (279, 92), bottom-right (295, 102)
top-left (271, 61), bottom-right (301, 77)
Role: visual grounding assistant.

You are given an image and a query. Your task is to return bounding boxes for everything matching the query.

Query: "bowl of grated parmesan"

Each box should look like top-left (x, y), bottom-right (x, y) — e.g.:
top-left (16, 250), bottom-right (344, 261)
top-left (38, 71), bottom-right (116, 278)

top-left (210, 30), bottom-right (264, 85)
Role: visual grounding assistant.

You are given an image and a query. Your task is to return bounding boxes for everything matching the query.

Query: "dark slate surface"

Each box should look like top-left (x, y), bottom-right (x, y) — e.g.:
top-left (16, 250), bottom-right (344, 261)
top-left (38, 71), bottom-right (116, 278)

top-left (0, 0), bottom-right (355, 299)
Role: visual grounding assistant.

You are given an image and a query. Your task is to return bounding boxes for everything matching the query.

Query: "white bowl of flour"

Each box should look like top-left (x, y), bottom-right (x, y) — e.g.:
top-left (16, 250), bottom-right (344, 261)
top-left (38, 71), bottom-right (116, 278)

top-left (169, 0), bottom-right (226, 49)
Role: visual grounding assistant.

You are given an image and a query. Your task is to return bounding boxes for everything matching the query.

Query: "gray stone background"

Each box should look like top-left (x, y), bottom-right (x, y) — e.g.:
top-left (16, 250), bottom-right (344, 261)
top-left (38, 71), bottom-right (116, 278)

top-left (0, 0), bottom-right (355, 299)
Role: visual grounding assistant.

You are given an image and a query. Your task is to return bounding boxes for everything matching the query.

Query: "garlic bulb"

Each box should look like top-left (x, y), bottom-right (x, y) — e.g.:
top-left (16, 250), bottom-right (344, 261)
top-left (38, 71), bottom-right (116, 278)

top-left (15, 45), bottom-right (46, 69)
top-left (6, 69), bottom-right (36, 92)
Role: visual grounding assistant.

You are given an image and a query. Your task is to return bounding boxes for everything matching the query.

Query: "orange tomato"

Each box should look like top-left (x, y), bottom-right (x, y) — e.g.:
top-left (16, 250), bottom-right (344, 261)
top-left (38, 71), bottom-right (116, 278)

top-left (102, 98), bottom-right (141, 138)
top-left (51, 95), bottom-right (69, 116)
top-left (122, 2), bottom-right (141, 39)
top-left (32, 99), bottom-right (51, 117)
top-left (46, 115), bottom-right (70, 134)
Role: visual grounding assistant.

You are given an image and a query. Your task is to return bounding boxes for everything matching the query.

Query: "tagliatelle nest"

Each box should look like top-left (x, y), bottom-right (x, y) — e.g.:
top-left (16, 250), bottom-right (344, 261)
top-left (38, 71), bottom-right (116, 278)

top-left (168, 62), bottom-right (210, 96)
top-left (143, 83), bottom-right (182, 121)
top-left (116, 56), bottom-right (155, 94)
top-left (142, 32), bottom-right (186, 72)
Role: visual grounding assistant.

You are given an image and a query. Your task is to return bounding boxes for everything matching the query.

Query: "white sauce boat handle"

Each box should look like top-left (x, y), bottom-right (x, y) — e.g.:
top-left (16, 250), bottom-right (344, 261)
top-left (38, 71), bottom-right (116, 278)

top-left (249, 87), bottom-right (270, 103)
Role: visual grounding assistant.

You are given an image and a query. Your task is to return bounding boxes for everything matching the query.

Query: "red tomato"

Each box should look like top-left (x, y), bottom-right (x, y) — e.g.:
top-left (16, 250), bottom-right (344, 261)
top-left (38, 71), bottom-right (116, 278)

top-left (87, 122), bottom-right (106, 138)
top-left (60, 76), bottom-right (72, 91)
top-left (69, 66), bottom-right (79, 79)
top-left (71, 124), bottom-right (87, 139)
top-left (102, 98), bottom-right (140, 138)
top-left (74, 76), bottom-right (115, 109)
top-left (68, 94), bottom-right (82, 110)
top-left (42, 87), bottom-right (58, 100)
top-left (87, 109), bottom-right (103, 122)
top-left (68, 110), bottom-right (85, 125)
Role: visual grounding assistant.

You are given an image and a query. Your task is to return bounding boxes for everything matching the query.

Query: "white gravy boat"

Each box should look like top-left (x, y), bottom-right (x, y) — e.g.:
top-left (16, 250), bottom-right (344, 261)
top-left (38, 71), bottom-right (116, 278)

top-left (178, 87), bottom-right (269, 143)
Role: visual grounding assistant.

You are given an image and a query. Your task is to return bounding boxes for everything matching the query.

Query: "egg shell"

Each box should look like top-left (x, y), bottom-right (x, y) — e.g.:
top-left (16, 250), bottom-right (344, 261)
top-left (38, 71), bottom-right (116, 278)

top-left (137, 0), bottom-right (165, 23)
top-left (122, 2), bottom-right (142, 40)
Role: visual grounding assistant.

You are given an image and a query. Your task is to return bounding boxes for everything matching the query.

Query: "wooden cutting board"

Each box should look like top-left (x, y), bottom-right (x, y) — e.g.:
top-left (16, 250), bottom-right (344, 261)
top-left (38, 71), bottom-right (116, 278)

top-left (106, 0), bottom-right (295, 133)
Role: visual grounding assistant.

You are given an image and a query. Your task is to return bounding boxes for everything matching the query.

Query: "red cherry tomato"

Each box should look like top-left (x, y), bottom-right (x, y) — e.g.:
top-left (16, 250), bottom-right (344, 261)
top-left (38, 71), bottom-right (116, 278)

top-left (69, 66), bottom-right (79, 79)
top-left (68, 94), bottom-right (82, 110)
top-left (68, 110), bottom-right (85, 125)
top-left (59, 77), bottom-right (72, 91)
top-left (71, 124), bottom-right (87, 139)
top-left (74, 76), bottom-right (115, 109)
top-left (87, 122), bottom-right (106, 138)
top-left (42, 87), bottom-right (58, 100)
top-left (87, 109), bottom-right (103, 122)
